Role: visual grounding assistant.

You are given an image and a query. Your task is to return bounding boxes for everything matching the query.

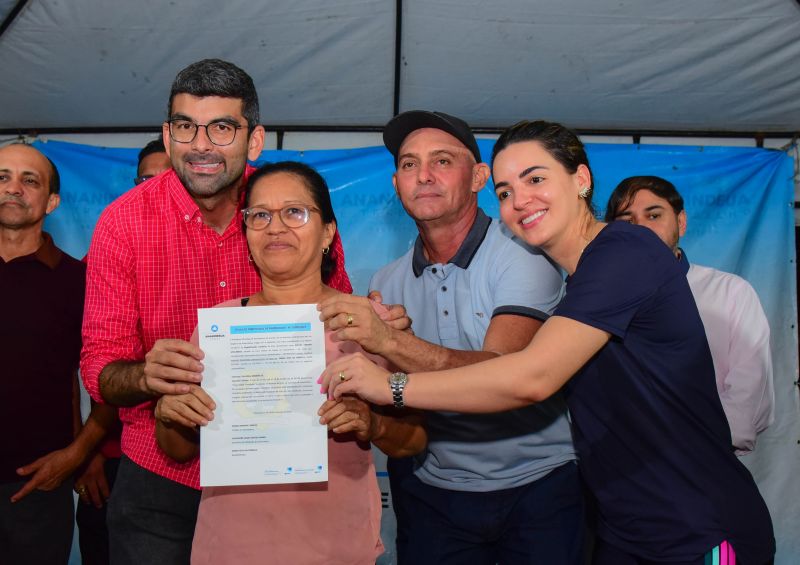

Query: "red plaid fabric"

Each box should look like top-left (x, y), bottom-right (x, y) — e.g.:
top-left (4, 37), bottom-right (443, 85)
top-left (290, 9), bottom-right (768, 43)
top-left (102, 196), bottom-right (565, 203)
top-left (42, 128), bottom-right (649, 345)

top-left (81, 168), bottom-right (261, 487)
top-left (82, 166), bottom-right (353, 488)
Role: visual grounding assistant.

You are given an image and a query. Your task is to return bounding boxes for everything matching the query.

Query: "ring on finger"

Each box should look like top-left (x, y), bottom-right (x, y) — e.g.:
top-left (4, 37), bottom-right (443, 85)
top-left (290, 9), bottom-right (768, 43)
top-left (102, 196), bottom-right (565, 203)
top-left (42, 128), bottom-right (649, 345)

top-left (75, 485), bottom-right (87, 496)
top-left (346, 313), bottom-right (354, 326)
top-left (339, 371), bottom-right (346, 382)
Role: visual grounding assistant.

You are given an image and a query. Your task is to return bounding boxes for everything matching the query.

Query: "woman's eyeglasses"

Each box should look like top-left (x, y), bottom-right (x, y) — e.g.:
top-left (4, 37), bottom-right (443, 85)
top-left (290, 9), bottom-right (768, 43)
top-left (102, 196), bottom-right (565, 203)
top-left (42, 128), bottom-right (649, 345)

top-left (241, 205), bottom-right (319, 230)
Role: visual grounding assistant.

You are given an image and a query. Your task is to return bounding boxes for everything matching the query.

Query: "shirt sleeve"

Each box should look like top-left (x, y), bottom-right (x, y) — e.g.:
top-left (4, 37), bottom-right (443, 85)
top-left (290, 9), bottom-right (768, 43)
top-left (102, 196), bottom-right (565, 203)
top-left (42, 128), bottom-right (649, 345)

top-left (489, 226), bottom-right (565, 321)
top-left (718, 278), bottom-right (775, 454)
top-left (555, 225), bottom-right (677, 338)
top-left (80, 209), bottom-right (143, 403)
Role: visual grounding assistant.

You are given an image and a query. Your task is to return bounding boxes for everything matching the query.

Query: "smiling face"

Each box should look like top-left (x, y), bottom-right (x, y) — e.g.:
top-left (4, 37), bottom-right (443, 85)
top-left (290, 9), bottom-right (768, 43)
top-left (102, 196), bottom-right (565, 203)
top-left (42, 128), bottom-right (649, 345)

top-left (613, 189), bottom-right (686, 254)
top-left (492, 140), bottom-right (591, 251)
top-left (163, 94), bottom-right (264, 200)
top-left (245, 171), bottom-right (335, 284)
top-left (0, 144), bottom-right (59, 231)
top-left (392, 128), bottom-right (488, 225)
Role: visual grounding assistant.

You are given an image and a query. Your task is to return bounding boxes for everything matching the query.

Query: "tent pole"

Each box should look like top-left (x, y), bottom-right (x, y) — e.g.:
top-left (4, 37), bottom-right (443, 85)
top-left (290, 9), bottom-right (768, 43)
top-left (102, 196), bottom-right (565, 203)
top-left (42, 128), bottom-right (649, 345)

top-left (0, 0), bottom-right (30, 39)
top-left (392, 0), bottom-right (403, 116)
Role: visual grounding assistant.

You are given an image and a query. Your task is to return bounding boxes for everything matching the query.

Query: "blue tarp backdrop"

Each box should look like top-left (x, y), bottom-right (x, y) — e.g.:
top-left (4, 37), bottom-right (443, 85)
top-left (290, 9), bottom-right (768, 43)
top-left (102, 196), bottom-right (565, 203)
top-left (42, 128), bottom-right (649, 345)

top-left (34, 138), bottom-right (800, 563)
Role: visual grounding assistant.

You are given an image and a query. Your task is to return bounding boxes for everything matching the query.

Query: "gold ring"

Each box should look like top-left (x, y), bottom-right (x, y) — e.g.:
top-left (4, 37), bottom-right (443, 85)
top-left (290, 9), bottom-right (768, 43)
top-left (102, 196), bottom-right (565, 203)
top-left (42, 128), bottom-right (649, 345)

top-left (346, 313), bottom-right (354, 326)
top-left (75, 485), bottom-right (87, 495)
top-left (339, 371), bottom-right (346, 382)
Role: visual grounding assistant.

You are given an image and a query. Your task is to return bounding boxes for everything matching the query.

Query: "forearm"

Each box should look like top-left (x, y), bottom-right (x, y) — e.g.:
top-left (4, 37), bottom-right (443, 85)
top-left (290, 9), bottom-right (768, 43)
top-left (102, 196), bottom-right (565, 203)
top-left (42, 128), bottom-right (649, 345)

top-left (99, 360), bottom-right (154, 406)
top-left (155, 421), bottom-right (199, 463)
top-left (402, 349), bottom-right (546, 413)
top-left (381, 329), bottom-right (499, 372)
top-left (719, 371), bottom-right (774, 454)
top-left (72, 373), bottom-right (82, 437)
top-left (67, 405), bottom-right (115, 461)
top-left (369, 408), bottom-right (427, 458)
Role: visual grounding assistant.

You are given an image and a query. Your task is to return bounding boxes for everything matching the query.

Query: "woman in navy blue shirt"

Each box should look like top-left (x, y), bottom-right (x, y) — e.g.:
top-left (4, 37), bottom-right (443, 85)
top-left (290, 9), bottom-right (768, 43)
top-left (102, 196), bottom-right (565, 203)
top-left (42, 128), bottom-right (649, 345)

top-left (322, 120), bottom-right (774, 564)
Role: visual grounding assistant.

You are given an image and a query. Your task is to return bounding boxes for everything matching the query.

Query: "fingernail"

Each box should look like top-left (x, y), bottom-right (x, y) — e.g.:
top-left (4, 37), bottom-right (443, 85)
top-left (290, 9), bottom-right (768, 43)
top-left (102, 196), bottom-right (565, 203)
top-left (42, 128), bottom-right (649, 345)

top-left (316, 376), bottom-right (321, 384)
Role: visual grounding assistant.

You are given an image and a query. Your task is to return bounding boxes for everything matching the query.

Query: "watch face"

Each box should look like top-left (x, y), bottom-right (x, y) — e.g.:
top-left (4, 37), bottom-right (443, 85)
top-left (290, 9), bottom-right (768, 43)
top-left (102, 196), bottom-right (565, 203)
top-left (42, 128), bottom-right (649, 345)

top-left (390, 372), bottom-right (408, 386)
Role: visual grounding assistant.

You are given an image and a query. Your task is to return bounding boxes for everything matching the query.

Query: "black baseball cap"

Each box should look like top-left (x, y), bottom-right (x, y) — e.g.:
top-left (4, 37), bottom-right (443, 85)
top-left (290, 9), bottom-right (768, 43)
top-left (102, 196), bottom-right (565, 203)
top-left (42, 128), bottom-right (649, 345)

top-left (383, 110), bottom-right (482, 164)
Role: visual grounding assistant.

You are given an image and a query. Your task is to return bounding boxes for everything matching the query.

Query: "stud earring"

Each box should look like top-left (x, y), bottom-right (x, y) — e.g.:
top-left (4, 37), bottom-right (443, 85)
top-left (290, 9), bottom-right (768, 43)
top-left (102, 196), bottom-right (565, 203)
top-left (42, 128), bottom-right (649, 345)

top-left (322, 246), bottom-right (330, 255)
top-left (578, 186), bottom-right (591, 199)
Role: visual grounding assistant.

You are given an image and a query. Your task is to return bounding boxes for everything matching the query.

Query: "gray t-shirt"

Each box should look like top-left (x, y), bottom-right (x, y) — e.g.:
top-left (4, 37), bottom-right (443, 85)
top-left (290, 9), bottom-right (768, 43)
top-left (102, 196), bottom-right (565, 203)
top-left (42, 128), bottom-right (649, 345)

top-left (370, 209), bottom-right (577, 492)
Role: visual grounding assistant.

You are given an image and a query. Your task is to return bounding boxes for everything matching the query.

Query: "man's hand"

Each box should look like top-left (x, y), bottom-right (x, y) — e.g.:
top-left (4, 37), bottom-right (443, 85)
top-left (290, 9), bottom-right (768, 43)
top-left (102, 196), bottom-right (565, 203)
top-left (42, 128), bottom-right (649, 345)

top-left (155, 385), bottom-right (216, 429)
top-left (74, 453), bottom-right (110, 508)
top-left (318, 295), bottom-right (397, 354)
top-left (368, 290), bottom-right (412, 332)
top-left (142, 339), bottom-right (205, 397)
top-left (318, 397), bottom-right (375, 442)
top-left (11, 446), bottom-right (82, 503)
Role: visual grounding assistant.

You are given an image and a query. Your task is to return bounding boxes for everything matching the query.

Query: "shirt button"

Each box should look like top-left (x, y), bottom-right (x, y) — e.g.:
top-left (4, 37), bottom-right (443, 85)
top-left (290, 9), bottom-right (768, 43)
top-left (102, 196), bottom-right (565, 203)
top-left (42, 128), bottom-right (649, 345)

top-left (441, 286), bottom-right (447, 292)
top-left (431, 267), bottom-right (437, 274)
top-left (219, 281), bottom-right (227, 288)
top-left (184, 214), bottom-right (190, 221)
top-left (218, 241), bottom-right (223, 247)
top-left (443, 310), bottom-right (449, 316)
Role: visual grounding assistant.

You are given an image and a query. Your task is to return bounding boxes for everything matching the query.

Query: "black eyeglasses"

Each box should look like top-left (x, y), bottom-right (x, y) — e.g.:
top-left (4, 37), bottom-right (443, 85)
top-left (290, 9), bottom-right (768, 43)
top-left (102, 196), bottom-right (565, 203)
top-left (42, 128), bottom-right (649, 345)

top-left (241, 205), bottom-right (319, 230)
top-left (167, 119), bottom-right (244, 146)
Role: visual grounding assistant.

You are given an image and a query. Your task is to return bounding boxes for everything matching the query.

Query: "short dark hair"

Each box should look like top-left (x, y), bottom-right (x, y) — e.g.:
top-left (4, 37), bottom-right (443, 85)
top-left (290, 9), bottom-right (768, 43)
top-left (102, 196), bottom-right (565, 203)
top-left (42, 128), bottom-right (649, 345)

top-left (137, 139), bottom-right (166, 168)
top-left (7, 142), bottom-right (60, 194)
top-left (243, 161), bottom-right (337, 283)
top-left (168, 59), bottom-right (260, 131)
top-left (604, 176), bottom-right (684, 222)
top-left (491, 120), bottom-right (594, 212)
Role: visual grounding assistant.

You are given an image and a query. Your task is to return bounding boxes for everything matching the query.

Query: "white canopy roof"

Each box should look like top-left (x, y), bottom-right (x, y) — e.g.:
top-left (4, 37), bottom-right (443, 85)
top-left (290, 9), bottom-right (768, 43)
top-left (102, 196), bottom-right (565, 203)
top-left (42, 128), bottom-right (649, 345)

top-left (1, 0), bottom-right (799, 134)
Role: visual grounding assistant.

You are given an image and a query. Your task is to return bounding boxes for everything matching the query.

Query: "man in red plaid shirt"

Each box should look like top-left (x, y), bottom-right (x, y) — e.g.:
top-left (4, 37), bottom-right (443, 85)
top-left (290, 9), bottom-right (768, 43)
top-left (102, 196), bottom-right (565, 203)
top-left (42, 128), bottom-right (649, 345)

top-left (81, 59), bottom-right (267, 564)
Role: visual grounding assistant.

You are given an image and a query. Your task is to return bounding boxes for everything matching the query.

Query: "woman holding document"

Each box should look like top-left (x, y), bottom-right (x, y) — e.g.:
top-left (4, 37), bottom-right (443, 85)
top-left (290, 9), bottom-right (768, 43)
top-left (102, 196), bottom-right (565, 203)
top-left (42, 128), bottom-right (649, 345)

top-left (320, 121), bottom-right (775, 565)
top-left (155, 161), bottom-right (425, 564)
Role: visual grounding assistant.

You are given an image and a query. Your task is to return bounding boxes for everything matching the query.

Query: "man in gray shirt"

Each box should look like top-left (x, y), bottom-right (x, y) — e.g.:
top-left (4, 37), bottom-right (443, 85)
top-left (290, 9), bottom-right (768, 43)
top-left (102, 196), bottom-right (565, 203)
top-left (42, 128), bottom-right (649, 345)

top-left (319, 111), bottom-right (582, 564)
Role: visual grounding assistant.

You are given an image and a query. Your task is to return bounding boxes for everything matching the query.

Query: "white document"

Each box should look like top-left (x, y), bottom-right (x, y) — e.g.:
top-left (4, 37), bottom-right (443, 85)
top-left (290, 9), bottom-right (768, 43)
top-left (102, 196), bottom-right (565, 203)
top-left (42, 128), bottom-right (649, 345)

top-left (197, 304), bottom-right (328, 487)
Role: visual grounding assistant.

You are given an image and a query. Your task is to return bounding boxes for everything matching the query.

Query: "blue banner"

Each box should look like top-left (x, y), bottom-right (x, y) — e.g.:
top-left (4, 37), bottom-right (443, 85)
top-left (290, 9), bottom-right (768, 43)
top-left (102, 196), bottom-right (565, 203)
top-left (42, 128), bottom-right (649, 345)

top-left (34, 138), bottom-right (798, 564)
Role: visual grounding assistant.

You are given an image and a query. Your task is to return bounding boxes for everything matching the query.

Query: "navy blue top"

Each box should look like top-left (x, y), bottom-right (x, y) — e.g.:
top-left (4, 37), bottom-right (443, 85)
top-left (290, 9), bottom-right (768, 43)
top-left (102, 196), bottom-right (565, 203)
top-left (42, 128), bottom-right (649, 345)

top-left (555, 221), bottom-right (774, 563)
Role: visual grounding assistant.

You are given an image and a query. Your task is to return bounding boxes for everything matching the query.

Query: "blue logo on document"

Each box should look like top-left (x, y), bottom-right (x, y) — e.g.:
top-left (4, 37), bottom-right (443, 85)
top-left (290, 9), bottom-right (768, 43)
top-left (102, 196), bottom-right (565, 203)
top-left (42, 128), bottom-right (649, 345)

top-left (211, 324), bottom-right (218, 332)
top-left (285, 466), bottom-right (293, 474)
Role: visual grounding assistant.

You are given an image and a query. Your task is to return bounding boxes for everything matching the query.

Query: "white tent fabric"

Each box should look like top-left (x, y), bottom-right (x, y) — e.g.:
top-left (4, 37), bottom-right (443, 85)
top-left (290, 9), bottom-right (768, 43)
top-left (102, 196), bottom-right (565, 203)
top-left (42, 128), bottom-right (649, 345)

top-left (1, 0), bottom-right (799, 132)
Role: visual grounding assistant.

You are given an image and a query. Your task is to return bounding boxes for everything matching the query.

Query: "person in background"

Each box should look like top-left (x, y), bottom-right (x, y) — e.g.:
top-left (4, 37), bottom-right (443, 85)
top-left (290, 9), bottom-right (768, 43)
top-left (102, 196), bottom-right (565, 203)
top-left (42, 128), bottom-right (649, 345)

top-left (604, 175), bottom-right (774, 455)
top-left (134, 138), bottom-right (171, 185)
top-left (0, 143), bottom-right (115, 565)
top-left (321, 120), bottom-right (775, 565)
top-left (319, 111), bottom-right (581, 565)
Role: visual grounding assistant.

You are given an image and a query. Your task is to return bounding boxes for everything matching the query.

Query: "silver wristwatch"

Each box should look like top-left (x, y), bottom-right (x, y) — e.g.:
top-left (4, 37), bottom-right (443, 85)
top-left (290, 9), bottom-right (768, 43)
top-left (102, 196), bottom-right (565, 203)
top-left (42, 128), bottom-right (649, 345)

top-left (388, 372), bottom-right (409, 409)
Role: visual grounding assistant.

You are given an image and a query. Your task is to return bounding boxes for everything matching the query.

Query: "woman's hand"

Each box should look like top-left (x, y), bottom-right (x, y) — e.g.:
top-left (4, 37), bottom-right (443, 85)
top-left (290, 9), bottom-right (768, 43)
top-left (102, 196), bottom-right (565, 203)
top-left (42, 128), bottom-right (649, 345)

top-left (154, 385), bottom-right (216, 428)
top-left (319, 352), bottom-right (394, 406)
top-left (318, 397), bottom-right (374, 442)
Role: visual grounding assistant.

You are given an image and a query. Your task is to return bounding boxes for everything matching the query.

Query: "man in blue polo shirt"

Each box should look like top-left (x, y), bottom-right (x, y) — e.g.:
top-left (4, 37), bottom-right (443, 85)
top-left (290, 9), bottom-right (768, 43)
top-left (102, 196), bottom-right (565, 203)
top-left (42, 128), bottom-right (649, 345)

top-left (318, 111), bottom-right (582, 564)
